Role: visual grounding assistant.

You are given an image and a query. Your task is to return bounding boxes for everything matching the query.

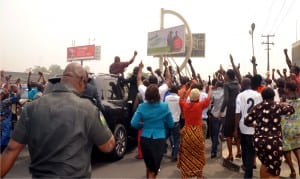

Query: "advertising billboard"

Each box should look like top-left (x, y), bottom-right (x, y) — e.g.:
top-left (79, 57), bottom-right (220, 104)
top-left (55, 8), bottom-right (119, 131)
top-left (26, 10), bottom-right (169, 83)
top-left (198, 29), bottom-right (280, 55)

top-left (171, 33), bottom-right (205, 57)
top-left (147, 25), bottom-right (185, 56)
top-left (292, 40), bottom-right (300, 66)
top-left (67, 45), bottom-right (95, 61)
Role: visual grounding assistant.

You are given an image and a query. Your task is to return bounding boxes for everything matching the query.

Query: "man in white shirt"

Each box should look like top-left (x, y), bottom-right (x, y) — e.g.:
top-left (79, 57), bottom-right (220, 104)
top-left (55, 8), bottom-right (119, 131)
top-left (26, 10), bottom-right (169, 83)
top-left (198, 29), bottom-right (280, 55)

top-left (235, 77), bottom-right (262, 178)
top-left (165, 85), bottom-right (181, 161)
top-left (137, 60), bottom-right (171, 102)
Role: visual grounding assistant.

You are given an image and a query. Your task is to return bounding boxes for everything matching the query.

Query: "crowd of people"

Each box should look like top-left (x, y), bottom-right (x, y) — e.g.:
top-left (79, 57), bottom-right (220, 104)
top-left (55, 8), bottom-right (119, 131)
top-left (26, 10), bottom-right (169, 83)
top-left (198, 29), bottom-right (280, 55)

top-left (126, 49), bottom-right (300, 179)
top-left (1, 48), bottom-right (300, 178)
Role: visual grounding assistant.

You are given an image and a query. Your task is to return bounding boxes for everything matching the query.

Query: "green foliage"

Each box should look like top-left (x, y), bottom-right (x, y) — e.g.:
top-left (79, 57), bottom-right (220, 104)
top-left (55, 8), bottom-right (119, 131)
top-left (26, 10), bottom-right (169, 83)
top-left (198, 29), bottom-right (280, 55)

top-left (48, 64), bottom-right (63, 76)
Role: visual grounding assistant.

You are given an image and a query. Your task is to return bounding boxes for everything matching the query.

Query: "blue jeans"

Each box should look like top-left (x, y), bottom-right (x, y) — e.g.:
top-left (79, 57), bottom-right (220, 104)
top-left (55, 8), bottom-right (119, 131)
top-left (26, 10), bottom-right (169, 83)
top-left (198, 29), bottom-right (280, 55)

top-left (169, 122), bottom-right (180, 159)
top-left (210, 116), bottom-right (223, 155)
top-left (241, 133), bottom-right (255, 178)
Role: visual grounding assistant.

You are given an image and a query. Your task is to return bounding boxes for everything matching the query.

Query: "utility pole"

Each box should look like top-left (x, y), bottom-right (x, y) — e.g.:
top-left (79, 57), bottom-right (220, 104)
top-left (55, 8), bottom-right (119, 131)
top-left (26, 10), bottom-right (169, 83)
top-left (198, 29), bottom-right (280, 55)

top-left (262, 34), bottom-right (275, 72)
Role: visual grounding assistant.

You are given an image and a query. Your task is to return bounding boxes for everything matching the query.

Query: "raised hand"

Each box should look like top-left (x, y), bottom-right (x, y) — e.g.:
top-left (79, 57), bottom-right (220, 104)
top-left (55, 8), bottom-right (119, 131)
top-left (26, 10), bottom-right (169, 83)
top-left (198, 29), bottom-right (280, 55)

top-left (163, 60), bottom-right (168, 67)
top-left (134, 51), bottom-right (138, 56)
top-left (138, 61), bottom-right (144, 69)
top-left (146, 66), bottom-right (152, 72)
top-left (284, 49), bottom-right (288, 56)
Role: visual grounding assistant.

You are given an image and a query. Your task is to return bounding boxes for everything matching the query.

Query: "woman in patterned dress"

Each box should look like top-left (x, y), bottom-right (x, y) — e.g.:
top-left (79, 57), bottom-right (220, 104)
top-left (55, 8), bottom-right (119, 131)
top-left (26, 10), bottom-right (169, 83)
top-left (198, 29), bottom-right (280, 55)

top-left (244, 87), bottom-right (295, 178)
top-left (281, 81), bottom-right (300, 178)
top-left (177, 86), bottom-right (212, 179)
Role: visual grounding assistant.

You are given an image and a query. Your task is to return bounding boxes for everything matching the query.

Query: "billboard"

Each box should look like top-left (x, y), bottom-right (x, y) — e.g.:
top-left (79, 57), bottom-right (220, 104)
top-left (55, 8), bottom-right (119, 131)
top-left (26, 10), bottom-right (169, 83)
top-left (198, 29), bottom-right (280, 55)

top-left (67, 45), bottom-right (95, 61)
top-left (147, 25), bottom-right (185, 56)
top-left (171, 33), bottom-right (205, 57)
top-left (292, 40), bottom-right (300, 66)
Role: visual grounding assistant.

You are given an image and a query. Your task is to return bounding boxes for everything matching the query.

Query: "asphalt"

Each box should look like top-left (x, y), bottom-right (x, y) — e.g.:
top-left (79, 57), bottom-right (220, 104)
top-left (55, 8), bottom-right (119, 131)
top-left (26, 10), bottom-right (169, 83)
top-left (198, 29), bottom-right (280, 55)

top-left (7, 138), bottom-right (298, 179)
top-left (204, 139), bottom-right (297, 179)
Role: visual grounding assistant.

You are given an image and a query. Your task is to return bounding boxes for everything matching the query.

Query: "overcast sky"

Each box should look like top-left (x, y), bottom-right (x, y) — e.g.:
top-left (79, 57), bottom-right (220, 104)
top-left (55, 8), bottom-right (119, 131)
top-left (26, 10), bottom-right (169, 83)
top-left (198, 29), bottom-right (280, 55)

top-left (1, 0), bottom-right (300, 79)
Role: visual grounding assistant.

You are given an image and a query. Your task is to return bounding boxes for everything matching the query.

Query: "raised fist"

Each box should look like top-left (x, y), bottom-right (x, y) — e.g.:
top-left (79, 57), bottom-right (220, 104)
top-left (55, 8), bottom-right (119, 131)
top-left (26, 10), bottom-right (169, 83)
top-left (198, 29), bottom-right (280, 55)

top-left (146, 66), bottom-right (152, 72)
top-left (134, 51), bottom-right (138, 56)
top-left (163, 60), bottom-right (168, 66)
top-left (284, 49), bottom-right (288, 55)
top-left (138, 61), bottom-right (144, 69)
top-left (188, 58), bottom-right (192, 64)
top-left (283, 68), bottom-right (287, 73)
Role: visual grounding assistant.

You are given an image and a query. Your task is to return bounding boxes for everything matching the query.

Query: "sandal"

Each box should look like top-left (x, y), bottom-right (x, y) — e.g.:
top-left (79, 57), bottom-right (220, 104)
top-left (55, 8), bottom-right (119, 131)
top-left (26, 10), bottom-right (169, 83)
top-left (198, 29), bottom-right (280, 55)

top-left (225, 155), bottom-right (233, 161)
top-left (290, 172), bottom-right (296, 179)
top-left (235, 153), bottom-right (242, 158)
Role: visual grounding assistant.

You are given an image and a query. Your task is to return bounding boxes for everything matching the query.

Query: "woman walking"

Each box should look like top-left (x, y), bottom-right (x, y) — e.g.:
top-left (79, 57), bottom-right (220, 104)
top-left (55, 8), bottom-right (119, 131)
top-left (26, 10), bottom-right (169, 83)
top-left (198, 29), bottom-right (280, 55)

top-left (177, 86), bottom-right (212, 179)
top-left (131, 84), bottom-right (174, 179)
top-left (245, 87), bottom-right (295, 178)
top-left (281, 81), bottom-right (300, 178)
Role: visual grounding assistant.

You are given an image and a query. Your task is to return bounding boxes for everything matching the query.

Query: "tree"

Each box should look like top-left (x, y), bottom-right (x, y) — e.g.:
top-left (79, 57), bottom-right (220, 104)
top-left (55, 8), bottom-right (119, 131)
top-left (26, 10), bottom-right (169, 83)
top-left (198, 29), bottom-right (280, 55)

top-left (83, 65), bottom-right (90, 73)
top-left (32, 66), bottom-right (48, 74)
top-left (48, 64), bottom-right (63, 76)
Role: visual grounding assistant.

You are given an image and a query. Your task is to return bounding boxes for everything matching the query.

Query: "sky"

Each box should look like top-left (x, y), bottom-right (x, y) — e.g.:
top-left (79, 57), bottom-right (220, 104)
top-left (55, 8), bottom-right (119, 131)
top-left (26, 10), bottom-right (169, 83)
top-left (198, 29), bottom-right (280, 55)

top-left (1, 0), bottom-right (300, 80)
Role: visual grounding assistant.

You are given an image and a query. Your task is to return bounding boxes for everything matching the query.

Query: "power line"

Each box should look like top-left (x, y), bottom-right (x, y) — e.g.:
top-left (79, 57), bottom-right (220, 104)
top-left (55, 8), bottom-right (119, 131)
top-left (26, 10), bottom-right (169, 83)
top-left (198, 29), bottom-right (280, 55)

top-left (271, 0), bottom-right (296, 34)
top-left (268, 0), bottom-right (287, 33)
top-left (262, 34), bottom-right (275, 72)
top-left (261, 0), bottom-right (276, 34)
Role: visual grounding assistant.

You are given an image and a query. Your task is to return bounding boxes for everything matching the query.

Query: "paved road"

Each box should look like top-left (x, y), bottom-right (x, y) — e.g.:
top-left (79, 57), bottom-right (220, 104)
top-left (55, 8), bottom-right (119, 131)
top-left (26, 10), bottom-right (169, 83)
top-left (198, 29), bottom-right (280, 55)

top-left (4, 140), bottom-right (296, 178)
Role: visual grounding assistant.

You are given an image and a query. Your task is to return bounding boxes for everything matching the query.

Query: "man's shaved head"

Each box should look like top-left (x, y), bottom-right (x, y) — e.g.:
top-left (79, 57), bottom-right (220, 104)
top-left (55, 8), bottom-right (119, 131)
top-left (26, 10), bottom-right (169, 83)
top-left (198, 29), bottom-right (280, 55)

top-left (61, 62), bottom-right (87, 94)
top-left (62, 63), bottom-right (85, 79)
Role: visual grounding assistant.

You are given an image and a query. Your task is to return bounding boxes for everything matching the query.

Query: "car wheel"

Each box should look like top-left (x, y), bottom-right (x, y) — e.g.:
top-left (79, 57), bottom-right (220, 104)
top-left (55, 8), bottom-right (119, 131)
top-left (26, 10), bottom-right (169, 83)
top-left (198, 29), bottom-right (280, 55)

top-left (111, 124), bottom-right (127, 160)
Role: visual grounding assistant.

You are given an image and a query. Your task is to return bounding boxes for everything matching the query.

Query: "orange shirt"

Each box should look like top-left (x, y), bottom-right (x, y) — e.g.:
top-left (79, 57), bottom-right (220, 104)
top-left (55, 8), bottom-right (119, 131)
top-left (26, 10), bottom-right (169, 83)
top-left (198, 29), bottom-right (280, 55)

top-left (177, 79), bottom-right (197, 100)
top-left (179, 97), bottom-right (210, 127)
top-left (256, 85), bottom-right (266, 93)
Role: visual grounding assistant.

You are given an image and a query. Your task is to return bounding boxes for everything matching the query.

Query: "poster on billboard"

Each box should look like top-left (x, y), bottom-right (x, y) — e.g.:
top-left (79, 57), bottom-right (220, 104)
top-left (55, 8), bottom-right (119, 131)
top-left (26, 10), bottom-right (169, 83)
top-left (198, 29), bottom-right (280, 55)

top-left (171, 33), bottom-right (205, 57)
top-left (67, 45), bottom-right (95, 61)
top-left (147, 25), bottom-right (185, 56)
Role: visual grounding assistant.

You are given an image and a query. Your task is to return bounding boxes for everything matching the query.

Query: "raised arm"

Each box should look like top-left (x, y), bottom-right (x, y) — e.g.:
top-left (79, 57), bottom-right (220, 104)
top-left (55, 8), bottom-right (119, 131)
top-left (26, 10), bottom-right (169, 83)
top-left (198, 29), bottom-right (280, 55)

top-left (37, 72), bottom-right (46, 85)
top-left (197, 73), bottom-right (204, 86)
top-left (176, 65), bottom-right (183, 85)
top-left (128, 51), bottom-right (138, 65)
top-left (27, 71), bottom-right (32, 91)
top-left (187, 59), bottom-right (197, 80)
top-left (250, 56), bottom-right (257, 75)
top-left (146, 66), bottom-right (155, 76)
top-left (272, 68), bottom-right (276, 82)
top-left (137, 61), bottom-right (144, 86)
top-left (276, 69), bottom-right (284, 79)
top-left (229, 54), bottom-right (242, 84)
top-left (163, 60), bottom-right (171, 87)
top-left (284, 49), bottom-right (292, 71)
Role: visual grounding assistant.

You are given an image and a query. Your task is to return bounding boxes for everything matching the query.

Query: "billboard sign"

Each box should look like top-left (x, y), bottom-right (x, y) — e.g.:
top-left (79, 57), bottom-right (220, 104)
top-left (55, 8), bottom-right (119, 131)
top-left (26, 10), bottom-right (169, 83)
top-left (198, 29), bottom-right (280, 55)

top-left (94, 46), bottom-right (101, 60)
top-left (171, 33), bottom-right (205, 57)
top-left (147, 25), bottom-right (185, 56)
top-left (292, 40), bottom-right (300, 66)
top-left (67, 45), bottom-right (95, 61)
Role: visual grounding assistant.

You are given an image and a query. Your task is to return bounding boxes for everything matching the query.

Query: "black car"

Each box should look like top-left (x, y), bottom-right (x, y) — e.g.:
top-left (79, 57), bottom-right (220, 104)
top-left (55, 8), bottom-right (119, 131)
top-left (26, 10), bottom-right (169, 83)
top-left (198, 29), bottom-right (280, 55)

top-left (48, 73), bottom-right (138, 161)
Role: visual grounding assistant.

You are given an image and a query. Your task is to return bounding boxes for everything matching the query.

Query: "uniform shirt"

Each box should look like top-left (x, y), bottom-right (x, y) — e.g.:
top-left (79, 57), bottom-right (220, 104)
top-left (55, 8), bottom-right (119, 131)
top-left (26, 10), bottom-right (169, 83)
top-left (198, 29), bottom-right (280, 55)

top-left (235, 89), bottom-right (262, 135)
top-left (165, 93), bottom-right (181, 123)
top-left (12, 83), bottom-right (113, 178)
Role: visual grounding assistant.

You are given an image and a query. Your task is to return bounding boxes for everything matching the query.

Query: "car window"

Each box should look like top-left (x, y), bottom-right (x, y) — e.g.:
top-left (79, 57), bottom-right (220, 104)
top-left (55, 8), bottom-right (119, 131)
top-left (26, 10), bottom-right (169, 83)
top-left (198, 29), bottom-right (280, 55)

top-left (93, 75), bottom-right (123, 100)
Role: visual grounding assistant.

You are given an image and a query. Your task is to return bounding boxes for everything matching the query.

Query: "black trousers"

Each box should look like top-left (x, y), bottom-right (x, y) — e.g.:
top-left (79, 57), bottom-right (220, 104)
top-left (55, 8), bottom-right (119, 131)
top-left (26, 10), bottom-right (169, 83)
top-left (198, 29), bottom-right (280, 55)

top-left (241, 133), bottom-right (255, 178)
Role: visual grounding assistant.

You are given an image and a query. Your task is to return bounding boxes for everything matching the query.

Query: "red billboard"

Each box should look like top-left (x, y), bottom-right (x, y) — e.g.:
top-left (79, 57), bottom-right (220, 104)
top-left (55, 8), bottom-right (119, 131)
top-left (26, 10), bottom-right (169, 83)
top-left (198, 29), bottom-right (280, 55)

top-left (67, 45), bottom-right (95, 61)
